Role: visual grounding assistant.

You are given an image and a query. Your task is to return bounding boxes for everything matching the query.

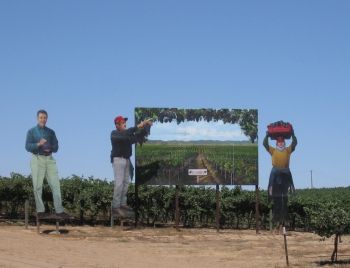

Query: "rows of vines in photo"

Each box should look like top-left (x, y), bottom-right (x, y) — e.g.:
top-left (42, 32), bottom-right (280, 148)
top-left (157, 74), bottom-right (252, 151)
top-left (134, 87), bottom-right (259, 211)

top-left (135, 108), bottom-right (258, 185)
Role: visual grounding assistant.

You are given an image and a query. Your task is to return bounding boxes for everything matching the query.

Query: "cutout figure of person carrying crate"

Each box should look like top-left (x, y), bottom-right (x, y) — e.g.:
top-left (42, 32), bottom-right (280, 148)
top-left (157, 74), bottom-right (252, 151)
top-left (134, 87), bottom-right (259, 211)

top-left (263, 121), bottom-right (297, 234)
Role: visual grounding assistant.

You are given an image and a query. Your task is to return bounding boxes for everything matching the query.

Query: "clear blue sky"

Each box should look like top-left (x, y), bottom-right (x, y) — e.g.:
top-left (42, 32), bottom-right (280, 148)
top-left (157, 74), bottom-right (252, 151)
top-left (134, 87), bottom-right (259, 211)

top-left (150, 120), bottom-right (247, 141)
top-left (0, 1), bottom-right (349, 189)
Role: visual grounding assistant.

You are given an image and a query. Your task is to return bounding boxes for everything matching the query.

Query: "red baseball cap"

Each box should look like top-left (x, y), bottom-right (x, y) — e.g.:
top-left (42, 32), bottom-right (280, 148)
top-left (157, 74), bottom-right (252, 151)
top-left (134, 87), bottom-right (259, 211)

top-left (114, 115), bottom-right (128, 124)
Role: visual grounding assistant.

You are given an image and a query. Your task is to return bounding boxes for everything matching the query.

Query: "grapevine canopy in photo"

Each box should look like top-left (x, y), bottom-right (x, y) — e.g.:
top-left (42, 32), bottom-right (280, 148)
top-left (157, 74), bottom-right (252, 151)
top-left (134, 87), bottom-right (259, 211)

top-left (135, 108), bottom-right (258, 186)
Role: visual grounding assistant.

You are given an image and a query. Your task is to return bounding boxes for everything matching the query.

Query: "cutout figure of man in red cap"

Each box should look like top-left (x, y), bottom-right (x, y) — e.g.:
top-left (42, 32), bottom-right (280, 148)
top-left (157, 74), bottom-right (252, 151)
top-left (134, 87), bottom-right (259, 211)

top-left (110, 115), bottom-right (152, 218)
top-left (263, 124), bottom-right (297, 234)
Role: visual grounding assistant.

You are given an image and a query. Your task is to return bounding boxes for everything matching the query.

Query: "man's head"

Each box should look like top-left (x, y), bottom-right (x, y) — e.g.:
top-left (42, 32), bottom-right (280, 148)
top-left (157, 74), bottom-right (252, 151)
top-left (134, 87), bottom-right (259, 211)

top-left (276, 136), bottom-right (286, 151)
top-left (37, 110), bottom-right (48, 128)
top-left (114, 115), bottom-right (128, 131)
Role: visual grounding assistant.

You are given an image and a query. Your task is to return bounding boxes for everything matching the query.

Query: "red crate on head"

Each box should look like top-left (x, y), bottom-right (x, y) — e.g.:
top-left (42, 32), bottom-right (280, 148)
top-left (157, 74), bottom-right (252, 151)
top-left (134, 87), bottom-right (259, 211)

top-left (267, 121), bottom-right (293, 140)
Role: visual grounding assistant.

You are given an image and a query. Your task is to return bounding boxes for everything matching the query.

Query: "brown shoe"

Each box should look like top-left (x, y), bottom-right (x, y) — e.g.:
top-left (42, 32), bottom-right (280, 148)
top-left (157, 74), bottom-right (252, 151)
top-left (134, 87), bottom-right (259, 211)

top-left (112, 207), bottom-right (126, 217)
top-left (112, 207), bottom-right (134, 218)
top-left (120, 205), bottom-right (134, 212)
top-left (37, 212), bottom-right (50, 219)
top-left (56, 212), bottom-right (73, 220)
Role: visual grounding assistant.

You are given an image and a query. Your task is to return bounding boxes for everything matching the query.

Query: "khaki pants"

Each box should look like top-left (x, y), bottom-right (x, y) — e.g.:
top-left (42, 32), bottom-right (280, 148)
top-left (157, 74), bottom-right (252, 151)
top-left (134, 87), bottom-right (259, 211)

top-left (30, 154), bottom-right (64, 213)
top-left (112, 157), bottom-right (130, 208)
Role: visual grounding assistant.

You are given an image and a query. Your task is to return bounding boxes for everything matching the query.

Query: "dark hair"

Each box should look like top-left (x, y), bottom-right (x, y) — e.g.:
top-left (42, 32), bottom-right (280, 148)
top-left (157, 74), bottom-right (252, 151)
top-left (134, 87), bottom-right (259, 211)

top-left (37, 109), bottom-right (48, 117)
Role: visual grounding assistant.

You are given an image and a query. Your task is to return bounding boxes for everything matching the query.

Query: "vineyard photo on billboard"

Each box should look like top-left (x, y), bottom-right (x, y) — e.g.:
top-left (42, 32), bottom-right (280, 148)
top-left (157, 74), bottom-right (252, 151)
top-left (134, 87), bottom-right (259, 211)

top-left (135, 108), bottom-right (258, 186)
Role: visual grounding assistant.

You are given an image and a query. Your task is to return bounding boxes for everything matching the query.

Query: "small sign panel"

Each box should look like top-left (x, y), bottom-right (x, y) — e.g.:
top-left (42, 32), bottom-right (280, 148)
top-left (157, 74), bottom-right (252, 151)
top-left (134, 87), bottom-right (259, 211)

top-left (188, 169), bottom-right (208, 176)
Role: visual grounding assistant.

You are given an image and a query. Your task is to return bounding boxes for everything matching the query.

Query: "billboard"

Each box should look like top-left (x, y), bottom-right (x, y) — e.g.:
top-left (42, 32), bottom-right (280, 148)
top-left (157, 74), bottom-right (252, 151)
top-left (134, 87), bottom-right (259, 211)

top-left (135, 108), bottom-right (258, 186)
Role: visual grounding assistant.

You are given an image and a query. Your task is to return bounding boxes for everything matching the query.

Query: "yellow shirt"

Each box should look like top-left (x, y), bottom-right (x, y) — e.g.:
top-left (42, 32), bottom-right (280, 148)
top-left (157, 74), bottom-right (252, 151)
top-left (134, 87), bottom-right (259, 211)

top-left (269, 146), bottom-right (292, 169)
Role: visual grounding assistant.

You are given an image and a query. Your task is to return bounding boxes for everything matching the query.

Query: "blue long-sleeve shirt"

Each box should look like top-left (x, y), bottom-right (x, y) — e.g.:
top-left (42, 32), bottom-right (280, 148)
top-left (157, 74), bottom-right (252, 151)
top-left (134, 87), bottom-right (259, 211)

top-left (25, 125), bottom-right (59, 154)
top-left (110, 127), bottom-right (138, 162)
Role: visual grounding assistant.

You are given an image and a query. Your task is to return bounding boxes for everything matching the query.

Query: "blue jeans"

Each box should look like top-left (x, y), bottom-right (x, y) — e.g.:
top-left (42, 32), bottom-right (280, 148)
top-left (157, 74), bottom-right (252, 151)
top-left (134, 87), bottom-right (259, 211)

top-left (268, 167), bottom-right (294, 197)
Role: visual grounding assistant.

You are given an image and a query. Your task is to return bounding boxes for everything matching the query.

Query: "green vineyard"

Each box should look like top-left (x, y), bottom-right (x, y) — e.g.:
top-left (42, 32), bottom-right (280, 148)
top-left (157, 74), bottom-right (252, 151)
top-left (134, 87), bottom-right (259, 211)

top-left (0, 173), bottom-right (349, 238)
top-left (136, 144), bottom-right (258, 185)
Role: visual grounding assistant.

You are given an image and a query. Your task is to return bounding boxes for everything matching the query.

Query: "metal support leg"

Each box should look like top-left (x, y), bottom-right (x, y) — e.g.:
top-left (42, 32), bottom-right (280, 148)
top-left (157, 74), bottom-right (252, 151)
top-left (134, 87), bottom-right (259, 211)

top-left (25, 200), bottom-right (29, 229)
top-left (55, 221), bottom-right (60, 234)
top-left (215, 184), bottom-right (221, 232)
top-left (111, 203), bottom-right (114, 227)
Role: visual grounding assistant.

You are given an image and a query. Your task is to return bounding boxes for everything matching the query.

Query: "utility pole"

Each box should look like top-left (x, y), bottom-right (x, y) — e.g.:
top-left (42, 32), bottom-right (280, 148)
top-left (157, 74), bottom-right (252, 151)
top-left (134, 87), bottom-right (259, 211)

top-left (310, 170), bottom-right (313, 189)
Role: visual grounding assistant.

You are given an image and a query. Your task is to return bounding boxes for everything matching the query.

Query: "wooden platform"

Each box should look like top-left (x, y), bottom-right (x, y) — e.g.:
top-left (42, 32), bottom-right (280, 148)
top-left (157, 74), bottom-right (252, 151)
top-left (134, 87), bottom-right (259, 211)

top-left (36, 214), bottom-right (64, 234)
top-left (110, 207), bottom-right (135, 229)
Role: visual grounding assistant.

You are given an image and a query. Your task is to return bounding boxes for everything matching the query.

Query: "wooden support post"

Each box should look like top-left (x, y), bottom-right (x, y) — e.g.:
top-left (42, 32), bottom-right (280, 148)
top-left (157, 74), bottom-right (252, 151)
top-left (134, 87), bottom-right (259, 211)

top-left (135, 183), bottom-right (139, 228)
top-left (36, 215), bottom-right (40, 234)
top-left (269, 208), bottom-right (273, 232)
top-left (24, 200), bottom-right (29, 229)
top-left (110, 202), bottom-right (114, 227)
top-left (255, 185), bottom-right (260, 234)
top-left (215, 184), bottom-right (220, 232)
top-left (175, 185), bottom-right (180, 230)
top-left (55, 221), bottom-right (60, 234)
top-left (283, 226), bottom-right (289, 266)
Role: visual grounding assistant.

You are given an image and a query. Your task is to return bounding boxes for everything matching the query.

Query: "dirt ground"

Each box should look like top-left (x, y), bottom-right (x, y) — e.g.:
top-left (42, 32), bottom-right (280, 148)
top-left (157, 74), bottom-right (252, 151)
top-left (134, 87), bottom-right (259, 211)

top-left (0, 223), bottom-right (349, 268)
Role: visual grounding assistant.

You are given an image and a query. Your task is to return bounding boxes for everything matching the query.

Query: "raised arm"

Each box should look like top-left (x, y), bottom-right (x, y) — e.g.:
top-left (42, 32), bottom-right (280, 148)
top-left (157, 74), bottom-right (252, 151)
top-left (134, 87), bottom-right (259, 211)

top-left (291, 130), bottom-right (297, 152)
top-left (263, 132), bottom-right (270, 152)
top-left (111, 130), bottom-right (137, 144)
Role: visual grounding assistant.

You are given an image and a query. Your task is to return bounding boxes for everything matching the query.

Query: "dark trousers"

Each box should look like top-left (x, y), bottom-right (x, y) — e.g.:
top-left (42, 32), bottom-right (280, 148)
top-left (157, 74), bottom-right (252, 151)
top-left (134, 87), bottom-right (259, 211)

top-left (268, 167), bottom-right (294, 224)
top-left (272, 195), bottom-right (288, 224)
